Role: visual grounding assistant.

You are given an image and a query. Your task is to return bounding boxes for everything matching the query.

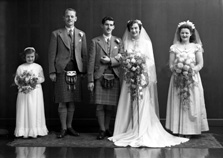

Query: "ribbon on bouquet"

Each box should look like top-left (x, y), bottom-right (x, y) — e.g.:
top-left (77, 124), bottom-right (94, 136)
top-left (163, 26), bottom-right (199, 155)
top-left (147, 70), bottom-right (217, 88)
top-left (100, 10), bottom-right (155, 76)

top-left (131, 91), bottom-right (140, 134)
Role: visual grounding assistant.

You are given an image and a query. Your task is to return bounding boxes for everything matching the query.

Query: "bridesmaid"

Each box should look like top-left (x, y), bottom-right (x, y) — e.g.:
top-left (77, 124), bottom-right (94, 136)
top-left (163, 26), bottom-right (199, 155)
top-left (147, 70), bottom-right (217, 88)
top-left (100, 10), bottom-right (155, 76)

top-left (165, 20), bottom-right (209, 137)
top-left (14, 47), bottom-right (48, 138)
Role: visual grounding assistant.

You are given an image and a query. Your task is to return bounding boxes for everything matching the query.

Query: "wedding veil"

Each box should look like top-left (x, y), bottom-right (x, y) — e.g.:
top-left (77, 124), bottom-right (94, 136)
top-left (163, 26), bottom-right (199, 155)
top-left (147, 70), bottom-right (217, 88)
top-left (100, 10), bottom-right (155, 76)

top-left (173, 23), bottom-right (202, 45)
top-left (122, 26), bottom-right (157, 83)
top-left (122, 25), bottom-right (159, 117)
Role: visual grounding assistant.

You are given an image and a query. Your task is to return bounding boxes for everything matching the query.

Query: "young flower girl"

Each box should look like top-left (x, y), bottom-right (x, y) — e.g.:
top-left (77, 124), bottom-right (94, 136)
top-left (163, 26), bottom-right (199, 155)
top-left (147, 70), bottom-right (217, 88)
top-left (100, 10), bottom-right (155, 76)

top-left (14, 47), bottom-right (48, 138)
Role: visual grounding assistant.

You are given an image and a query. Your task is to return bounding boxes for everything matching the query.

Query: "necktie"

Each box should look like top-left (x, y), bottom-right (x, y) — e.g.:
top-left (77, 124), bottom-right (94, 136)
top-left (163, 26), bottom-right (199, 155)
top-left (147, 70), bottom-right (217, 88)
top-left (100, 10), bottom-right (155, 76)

top-left (69, 29), bottom-right (73, 42)
top-left (69, 29), bottom-right (74, 59)
top-left (107, 38), bottom-right (110, 53)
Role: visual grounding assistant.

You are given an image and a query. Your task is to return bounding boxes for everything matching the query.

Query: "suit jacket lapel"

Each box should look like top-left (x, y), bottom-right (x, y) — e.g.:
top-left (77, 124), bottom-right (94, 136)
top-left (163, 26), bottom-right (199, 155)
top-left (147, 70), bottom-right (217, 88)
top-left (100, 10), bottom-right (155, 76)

top-left (98, 36), bottom-right (108, 55)
top-left (74, 27), bottom-right (79, 48)
top-left (59, 28), bottom-right (70, 49)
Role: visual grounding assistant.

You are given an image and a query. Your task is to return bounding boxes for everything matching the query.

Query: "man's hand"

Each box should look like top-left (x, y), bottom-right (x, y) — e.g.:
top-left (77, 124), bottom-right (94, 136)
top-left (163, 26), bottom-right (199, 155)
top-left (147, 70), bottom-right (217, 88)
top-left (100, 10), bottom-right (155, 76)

top-left (100, 56), bottom-right (111, 64)
top-left (49, 73), bottom-right (56, 82)
top-left (88, 82), bottom-right (94, 91)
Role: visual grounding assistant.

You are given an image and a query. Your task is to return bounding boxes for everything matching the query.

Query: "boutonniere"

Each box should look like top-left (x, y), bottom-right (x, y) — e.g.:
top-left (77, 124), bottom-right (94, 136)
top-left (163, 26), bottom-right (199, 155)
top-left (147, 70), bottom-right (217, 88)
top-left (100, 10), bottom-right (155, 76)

top-left (79, 32), bottom-right (84, 42)
top-left (79, 32), bottom-right (84, 37)
top-left (114, 46), bottom-right (118, 49)
top-left (115, 38), bottom-right (120, 44)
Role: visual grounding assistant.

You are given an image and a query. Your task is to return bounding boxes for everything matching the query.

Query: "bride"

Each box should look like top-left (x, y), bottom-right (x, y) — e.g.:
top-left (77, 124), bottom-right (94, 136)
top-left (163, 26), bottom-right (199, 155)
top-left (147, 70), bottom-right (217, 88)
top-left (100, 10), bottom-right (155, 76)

top-left (108, 20), bottom-right (189, 147)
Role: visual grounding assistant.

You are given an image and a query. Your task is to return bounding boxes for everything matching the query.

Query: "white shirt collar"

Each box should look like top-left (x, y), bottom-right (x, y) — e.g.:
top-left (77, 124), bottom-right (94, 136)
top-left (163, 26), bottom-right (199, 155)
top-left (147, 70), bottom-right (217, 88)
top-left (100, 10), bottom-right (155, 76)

top-left (65, 26), bottom-right (74, 33)
top-left (103, 34), bottom-right (111, 41)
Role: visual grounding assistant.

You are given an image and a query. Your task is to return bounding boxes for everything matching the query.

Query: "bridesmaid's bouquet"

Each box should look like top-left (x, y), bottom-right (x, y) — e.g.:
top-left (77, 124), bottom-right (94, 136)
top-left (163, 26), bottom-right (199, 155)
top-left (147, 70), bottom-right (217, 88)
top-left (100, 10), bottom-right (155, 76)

top-left (15, 70), bottom-right (38, 94)
top-left (122, 51), bottom-right (149, 101)
top-left (173, 53), bottom-right (196, 105)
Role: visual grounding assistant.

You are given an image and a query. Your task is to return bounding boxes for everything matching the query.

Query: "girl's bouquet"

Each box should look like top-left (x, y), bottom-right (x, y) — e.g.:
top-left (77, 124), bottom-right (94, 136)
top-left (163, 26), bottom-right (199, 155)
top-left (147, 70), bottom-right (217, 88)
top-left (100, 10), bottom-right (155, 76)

top-left (15, 70), bottom-right (38, 94)
top-left (173, 53), bottom-right (197, 106)
top-left (122, 51), bottom-right (149, 101)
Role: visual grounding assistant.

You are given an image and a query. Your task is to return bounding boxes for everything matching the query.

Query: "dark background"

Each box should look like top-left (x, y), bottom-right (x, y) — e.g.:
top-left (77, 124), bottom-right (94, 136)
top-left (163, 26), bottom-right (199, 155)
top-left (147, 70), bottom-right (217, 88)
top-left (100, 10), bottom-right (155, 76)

top-left (0, 0), bottom-right (223, 132)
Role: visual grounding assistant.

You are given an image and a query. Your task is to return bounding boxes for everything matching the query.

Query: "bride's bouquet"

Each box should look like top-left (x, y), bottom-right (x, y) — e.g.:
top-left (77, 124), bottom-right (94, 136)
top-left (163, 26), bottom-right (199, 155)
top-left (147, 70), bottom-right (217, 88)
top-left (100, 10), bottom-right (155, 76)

top-left (173, 53), bottom-right (197, 106)
top-left (15, 70), bottom-right (38, 94)
top-left (122, 51), bottom-right (149, 101)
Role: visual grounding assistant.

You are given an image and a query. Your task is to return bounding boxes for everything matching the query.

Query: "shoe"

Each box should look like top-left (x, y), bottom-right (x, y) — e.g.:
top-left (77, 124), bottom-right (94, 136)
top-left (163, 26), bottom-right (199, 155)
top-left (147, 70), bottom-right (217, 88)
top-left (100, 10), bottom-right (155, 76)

top-left (57, 129), bottom-right (67, 138)
top-left (97, 130), bottom-right (105, 140)
top-left (67, 128), bottom-right (80, 136)
top-left (105, 129), bottom-right (113, 137)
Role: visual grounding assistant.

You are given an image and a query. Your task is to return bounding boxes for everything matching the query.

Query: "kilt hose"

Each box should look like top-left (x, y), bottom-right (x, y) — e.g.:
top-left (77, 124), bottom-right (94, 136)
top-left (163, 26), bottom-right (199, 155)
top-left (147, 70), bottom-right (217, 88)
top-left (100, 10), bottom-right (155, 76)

top-left (54, 72), bottom-right (81, 103)
top-left (93, 77), bottom-right (120, 106)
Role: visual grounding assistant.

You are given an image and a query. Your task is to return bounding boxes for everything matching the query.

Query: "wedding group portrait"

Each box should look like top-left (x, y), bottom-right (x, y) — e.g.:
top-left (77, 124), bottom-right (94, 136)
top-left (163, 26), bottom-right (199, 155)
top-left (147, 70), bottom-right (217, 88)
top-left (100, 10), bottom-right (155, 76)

top-left (0, 0), bottom-right (223, 158)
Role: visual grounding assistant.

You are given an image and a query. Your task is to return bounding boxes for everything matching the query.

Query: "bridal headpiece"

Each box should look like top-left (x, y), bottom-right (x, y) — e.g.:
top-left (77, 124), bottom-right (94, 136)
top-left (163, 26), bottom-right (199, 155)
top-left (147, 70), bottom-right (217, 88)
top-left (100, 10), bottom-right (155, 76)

top-left (173, 20), bottom-right (202, 45)
top-left (127, 19), bottom-right (142, 25)
top-left (24, 47), bottom-right (36, 52)
top-left (178, 20), bottom-right (195, 30)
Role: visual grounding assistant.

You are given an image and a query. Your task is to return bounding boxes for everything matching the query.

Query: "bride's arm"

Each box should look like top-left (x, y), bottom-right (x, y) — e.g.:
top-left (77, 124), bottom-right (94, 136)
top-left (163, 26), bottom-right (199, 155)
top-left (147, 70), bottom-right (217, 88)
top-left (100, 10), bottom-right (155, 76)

top-left (193, 45), bottom-right (204, 73)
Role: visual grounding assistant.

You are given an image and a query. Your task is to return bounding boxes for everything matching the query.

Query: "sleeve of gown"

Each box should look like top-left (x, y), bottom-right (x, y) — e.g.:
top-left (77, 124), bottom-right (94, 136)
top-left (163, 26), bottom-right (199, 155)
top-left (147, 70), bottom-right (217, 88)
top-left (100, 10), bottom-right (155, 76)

top-left (14, 66), bottom-right (21, 86)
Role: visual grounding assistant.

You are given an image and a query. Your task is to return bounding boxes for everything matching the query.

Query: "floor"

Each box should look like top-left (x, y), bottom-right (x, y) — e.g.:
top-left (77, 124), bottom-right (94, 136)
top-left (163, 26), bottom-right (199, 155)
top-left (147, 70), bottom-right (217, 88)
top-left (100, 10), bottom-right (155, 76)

top-left (0, 127), bottom-right (223, 158)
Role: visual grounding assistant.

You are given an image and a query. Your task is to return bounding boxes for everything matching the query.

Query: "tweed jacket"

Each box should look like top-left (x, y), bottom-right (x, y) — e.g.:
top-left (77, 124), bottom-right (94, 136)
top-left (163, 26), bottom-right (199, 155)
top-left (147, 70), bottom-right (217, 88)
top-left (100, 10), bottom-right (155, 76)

top-left (88, 35), bottom-right (123, 83)
top-left (48, 27), bottom-right (87, 74)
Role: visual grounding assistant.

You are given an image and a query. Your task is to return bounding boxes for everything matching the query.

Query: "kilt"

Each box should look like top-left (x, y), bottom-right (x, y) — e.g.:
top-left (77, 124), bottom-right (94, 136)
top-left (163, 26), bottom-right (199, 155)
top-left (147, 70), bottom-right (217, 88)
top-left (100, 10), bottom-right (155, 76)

top-left (94, 77), bottom-right (120, 106)
top-left (54, 72), bottom-right (81, 103)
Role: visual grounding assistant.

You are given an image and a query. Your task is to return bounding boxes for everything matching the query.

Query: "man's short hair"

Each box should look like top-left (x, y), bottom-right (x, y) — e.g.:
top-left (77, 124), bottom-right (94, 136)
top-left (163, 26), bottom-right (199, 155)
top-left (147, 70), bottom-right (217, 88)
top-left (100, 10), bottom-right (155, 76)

top-left (102, 16), bottom-right (115, 25)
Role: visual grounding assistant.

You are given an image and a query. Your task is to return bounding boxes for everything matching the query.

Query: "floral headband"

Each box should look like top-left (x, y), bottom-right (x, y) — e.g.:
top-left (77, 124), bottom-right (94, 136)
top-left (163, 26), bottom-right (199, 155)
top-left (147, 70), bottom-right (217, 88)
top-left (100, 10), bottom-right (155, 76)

top-left (178, 20), bottom-right (195, 30)
top-left (24, 47), bottom-right (35, 52)
top-left (127, 19), bottom-right (142, 25)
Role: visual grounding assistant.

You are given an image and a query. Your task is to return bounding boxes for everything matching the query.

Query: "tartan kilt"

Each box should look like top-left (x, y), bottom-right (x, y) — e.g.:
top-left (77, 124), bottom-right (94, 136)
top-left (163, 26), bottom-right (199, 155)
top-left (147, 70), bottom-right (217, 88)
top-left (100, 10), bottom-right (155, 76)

top-left (93, 77), bottom-right (120, 106)
top-left (54, 72), bottom-right (81, 103)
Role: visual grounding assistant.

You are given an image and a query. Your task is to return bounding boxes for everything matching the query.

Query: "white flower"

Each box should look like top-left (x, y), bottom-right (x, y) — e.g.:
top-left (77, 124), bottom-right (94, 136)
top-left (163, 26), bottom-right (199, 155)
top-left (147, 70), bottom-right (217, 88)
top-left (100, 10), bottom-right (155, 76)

top-left (183, 65), bottom-right (190, 71)
top-left (176, 69), bottom-right (182, 73)
top-left (127, 63), bottom-right (132, 69)
top-left (178, 57), bottom-right (185, 63)
top-left (131, 58), bottom-right (136, 63)
top-left (185, 59), bottom-right (192, 65)
top-left (115, 38), bottom-right (120, 44)
top-left (141, 74), bottom-right (145, 80)
top-left (115, 54), bottom-right (122, 60)
top-left (79, 32), bottom-right (84, 37)
top-left (183, 71), bottom-right (188, 76)
top-left (141, 80), bottom-right (147, 86)
top-left (136, 52), bottom-right (141, 56)
top-left (135, 19), bottom-right (142, 25)
top-left (178, 20), bottom-right (195, 30)
top-left (177, 63), bottom-right (184, 69)
top-left (131, 67), bottom-right (136, 71)
top-left (139, 91), bottom-right (143, 96)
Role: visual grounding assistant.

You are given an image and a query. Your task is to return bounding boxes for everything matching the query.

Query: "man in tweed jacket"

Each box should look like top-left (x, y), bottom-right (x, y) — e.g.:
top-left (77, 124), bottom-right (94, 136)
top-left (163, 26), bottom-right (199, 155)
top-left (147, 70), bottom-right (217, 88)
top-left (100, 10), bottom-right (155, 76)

top-left (88, 16), bottom-right (123, 140)
top-left (48, 8), bottom-right (87, 138)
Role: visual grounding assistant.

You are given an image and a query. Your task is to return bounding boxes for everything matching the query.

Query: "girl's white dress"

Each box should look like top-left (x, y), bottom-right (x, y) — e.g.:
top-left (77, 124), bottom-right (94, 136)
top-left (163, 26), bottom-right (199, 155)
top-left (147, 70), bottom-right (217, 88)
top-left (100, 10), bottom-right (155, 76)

top-left (109, 35), bottom-right (189, 147)
top-left (14, 63), bottom-right (48, 138)
top-left (165, 44), bottom-right (209, 135)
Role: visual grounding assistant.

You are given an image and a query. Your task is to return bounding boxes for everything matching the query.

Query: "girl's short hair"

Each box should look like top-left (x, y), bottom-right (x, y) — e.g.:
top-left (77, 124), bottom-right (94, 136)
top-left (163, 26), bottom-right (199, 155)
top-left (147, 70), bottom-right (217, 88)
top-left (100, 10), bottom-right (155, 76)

top-left (20, 47), bottom-right (39, 62)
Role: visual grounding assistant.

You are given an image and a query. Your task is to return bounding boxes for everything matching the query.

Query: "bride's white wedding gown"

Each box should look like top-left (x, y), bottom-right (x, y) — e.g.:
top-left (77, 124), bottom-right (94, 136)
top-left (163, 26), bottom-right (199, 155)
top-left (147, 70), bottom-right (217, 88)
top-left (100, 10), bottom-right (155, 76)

top-left (108, 37), bottom-right (189, 147)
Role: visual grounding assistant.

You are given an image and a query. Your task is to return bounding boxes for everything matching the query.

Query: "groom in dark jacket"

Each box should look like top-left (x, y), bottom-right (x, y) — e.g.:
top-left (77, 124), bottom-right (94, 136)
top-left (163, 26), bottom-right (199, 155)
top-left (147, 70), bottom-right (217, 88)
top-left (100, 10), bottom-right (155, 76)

top-left (88, 16), bottom-right (123, 140)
